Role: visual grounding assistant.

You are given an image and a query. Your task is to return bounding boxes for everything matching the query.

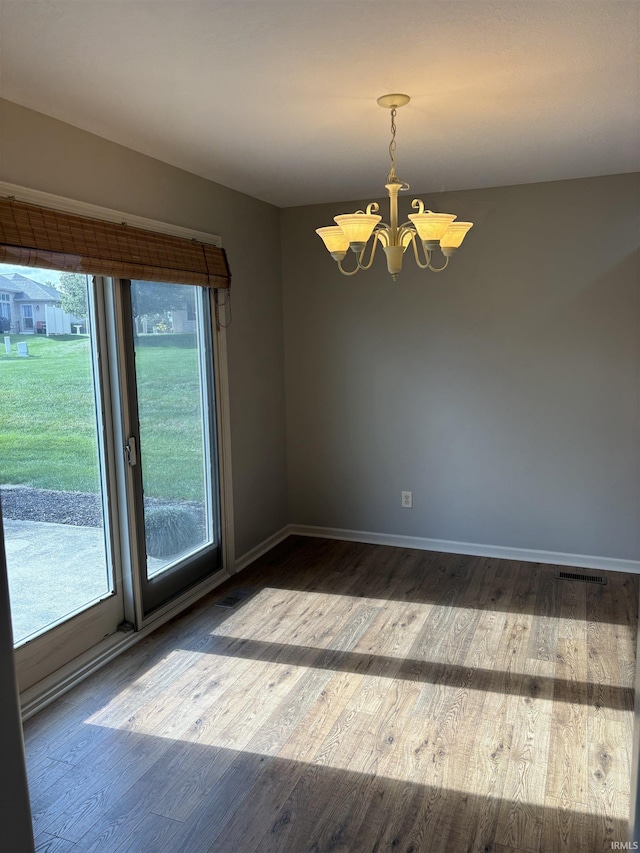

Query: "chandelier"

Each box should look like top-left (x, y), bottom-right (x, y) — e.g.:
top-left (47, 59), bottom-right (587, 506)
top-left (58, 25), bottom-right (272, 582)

top-left (316, 94), bottom-right (473, 281)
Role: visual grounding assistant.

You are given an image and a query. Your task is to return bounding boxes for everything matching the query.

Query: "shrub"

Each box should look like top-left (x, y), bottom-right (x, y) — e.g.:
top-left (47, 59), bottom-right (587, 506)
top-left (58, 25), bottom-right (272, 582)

top-left (144, 504), bottom-right (200, 558)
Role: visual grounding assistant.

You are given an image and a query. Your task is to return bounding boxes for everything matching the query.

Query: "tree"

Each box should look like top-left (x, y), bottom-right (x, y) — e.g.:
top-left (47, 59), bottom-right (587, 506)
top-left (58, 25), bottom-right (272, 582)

top-left (57, 272), bottom-right (88, 317)
top-left (131, 281), bottom-right (189, 320)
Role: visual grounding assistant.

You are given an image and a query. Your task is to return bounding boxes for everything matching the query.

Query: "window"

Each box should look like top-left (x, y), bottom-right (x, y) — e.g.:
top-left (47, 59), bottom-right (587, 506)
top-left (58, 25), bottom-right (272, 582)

top-left (0, 293), bottom-right (10, 319)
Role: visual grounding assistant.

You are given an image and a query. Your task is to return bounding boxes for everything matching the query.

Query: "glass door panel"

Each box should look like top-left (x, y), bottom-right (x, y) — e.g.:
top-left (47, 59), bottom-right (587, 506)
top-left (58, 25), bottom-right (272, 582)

top-left (127, 281), bottom-right (220, 613)
top-left (0, 265), bottom-right (123, 688)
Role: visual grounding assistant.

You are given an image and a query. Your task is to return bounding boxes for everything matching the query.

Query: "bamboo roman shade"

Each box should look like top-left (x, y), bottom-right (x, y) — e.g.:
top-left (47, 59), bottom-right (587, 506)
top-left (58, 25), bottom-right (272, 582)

top-left (0, 197), bottom-right (231, 288)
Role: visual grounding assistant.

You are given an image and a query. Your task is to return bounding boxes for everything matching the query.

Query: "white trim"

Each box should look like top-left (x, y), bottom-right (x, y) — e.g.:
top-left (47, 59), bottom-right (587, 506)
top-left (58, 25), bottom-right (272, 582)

top-left (20, 631), bottom-right (133, 721)
top-left (233, 526), bottom-right (291, 574)
top-left (0, 181), bottom-right (222, 247)
top-left (20, 566), bottom-right (231, 721)
top-left (288, 524), bottom-right (640, 575)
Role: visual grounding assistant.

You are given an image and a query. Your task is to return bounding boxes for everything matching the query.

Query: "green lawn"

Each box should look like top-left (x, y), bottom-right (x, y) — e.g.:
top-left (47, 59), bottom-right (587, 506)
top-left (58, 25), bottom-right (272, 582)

top-left (1, 334), bottom-right (205, 500)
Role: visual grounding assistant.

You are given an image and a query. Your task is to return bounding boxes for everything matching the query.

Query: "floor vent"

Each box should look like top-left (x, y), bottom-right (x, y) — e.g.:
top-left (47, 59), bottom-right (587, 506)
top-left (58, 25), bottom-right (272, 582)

top-left (555, 570), bottom-right (607, 585)
top-left (215, 588), bottom-right (255, 608)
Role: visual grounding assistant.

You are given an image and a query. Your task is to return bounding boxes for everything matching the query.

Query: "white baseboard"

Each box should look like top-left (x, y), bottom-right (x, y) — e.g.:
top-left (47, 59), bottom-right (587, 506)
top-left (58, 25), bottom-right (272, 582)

top-left (233, 526), bottom-right (291, 574)
top-left (288, 524), bottom-right (640, 575)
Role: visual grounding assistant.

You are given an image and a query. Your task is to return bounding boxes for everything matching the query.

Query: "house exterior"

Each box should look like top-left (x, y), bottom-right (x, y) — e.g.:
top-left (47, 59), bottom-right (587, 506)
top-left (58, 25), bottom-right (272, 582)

top-left (0, 273), bottom-right (63, 333)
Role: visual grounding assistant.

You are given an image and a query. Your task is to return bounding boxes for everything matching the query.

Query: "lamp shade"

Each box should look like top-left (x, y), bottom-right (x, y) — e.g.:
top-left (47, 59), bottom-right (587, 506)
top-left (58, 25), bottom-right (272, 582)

top-left (333, 213), bottom-right (381, 246)
top-left (440, 221), bottom-right (473, 249)
top-left (316, 226), bottom-right (349, 255)
top-left (407, 212), bottom-right (456, 243)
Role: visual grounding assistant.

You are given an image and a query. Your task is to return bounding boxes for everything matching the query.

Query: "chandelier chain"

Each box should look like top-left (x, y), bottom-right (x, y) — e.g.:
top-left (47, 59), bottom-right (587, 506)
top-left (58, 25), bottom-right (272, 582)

top-left (388, 107), bottom-right (401, 184)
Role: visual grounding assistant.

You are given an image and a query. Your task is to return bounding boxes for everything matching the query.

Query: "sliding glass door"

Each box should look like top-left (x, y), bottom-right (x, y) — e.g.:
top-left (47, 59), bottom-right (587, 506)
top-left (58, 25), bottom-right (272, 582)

top-left (2, 268), bottom-right (223, 689)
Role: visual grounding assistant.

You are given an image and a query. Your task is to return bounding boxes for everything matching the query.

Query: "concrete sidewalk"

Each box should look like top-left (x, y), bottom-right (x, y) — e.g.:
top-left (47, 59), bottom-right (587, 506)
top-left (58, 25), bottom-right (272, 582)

top-left (4, 518), bottom-right (110, 643)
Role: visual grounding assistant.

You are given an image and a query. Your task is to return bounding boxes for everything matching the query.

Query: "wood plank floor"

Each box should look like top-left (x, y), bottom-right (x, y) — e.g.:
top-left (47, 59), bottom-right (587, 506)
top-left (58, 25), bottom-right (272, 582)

top-left (24, 537), bottom-right (637, 852)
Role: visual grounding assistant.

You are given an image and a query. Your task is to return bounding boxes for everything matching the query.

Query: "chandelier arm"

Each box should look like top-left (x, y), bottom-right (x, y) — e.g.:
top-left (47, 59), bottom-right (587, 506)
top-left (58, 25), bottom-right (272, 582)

top-left (337, 255), bottom-right (362, 276)
top-left (374, 224), bottom-right (391, 248)
top-left (398, 223), bottom-right (416, 250)
top-left (409, 234), bottom-right (431, 270)
top-left (427, 256), bottom-right (450, 273)
top-left (356, 234), bottom-right (381, 270)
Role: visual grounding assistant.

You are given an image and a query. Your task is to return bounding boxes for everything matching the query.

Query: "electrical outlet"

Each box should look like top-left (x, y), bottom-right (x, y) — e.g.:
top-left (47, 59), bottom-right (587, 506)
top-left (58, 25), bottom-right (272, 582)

top-left (401, 491), bottom-right (413, 508)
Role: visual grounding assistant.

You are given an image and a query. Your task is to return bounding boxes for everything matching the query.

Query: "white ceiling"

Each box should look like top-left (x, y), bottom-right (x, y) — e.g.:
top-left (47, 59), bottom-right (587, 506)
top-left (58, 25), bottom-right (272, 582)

top-left (0, 1), bottom-right (638, 208)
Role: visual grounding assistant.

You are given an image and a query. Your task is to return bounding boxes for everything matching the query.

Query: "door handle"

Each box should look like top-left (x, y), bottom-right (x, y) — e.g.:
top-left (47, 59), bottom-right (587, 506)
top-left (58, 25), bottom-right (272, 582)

top-left (124, 436), bottom-right (137, 467)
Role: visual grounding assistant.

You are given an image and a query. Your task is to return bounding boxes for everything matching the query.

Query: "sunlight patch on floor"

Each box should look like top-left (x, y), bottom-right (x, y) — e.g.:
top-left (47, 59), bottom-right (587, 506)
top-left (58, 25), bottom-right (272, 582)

top-left (83, 652), bottom-right (624, 816)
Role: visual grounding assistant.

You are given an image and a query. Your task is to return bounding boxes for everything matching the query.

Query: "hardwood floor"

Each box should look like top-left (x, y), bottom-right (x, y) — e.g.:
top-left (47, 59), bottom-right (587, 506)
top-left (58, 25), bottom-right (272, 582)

top-left (24, 537), bottom-right (637, 852)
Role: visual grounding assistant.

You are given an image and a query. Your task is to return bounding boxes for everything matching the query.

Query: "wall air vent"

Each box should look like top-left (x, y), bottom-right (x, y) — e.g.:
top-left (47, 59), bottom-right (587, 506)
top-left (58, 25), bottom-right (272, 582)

top-left (555, 571), bottom-right (607, 585)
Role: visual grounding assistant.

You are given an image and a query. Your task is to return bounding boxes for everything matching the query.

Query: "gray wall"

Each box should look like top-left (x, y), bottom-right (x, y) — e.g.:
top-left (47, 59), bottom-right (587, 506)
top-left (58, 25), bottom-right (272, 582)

top-left (0, 99), bottom-right (289, 558)
top-left (281, 174), bottom-right (639, 561)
